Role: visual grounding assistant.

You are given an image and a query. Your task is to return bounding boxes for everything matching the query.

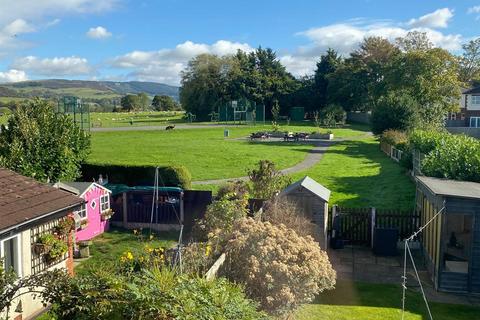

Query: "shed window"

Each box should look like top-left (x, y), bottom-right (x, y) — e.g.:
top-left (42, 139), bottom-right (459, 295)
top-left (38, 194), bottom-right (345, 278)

top-left (472, 95), bottom-right (480, 105)
top-left (100, 194), bottom-right (110, 212)
top-left (442, 214), bottom-right (472, 274)
top-left (76, 203), bottom-right (87, 220)
top-left (1, 234), bottom-right (22, 276)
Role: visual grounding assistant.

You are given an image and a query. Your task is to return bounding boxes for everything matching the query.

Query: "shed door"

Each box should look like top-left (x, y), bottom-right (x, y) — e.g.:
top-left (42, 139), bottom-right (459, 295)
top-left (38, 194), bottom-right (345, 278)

top-left (470, 214), bottom-right (480, 293)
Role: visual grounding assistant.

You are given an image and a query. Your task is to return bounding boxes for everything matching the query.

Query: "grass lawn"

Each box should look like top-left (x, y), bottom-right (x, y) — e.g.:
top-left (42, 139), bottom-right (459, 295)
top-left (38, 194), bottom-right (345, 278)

top-left (295, 280), bottom-right (480, 320)
top-left (75, 227), bottom-right (177, 276)
top-left (90, 111), bottom-right (185, 127)
top-left (291, 137), bottom-right (415, 210)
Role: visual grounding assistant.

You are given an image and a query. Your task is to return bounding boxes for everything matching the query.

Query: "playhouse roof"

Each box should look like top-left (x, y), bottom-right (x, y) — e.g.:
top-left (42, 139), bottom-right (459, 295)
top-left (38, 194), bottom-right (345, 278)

top-left (53, 182), bottom-right (111, 197)
top-left (0, 168), bottom-right (83, 234)
top-left (280, 176), bottom-right (331, 202)
top-left (417, 176), bottom-right (480, 200)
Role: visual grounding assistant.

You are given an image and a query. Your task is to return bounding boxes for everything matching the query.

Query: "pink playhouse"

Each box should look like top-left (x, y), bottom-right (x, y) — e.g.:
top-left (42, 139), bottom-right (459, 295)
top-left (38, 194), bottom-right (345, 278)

top-left (54, 182), bottom-right (113, 243)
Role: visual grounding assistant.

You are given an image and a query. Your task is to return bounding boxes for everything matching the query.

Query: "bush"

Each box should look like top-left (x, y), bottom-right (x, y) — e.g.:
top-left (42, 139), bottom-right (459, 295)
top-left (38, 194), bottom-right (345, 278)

top-left (81, 164), bottom-right (192, 189)
top-left (221, 218), bottom-right (336, 316)
top-left (320, 104), bottom-right (346, 127)
top-left (380, 129), bottom-right (408, 147)
top-left (248, 160), bottom-right (291, 200)
top-left (371, 93), bottom-right (418, 135)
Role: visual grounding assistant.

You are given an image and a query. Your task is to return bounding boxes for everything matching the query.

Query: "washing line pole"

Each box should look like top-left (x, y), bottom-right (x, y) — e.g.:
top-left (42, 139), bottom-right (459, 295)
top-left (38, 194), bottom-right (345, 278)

top-left (401, 204), bottom-right (445, 320)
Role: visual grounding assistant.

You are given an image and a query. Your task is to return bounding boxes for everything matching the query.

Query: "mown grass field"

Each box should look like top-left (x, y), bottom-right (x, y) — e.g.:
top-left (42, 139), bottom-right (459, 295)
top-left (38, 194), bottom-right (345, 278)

top-left (295, 280), bottom-right (480, 320)
top-left (291, 136), bottom-right (415, 210)
top-left (90, 111), bottom-right (184, 127)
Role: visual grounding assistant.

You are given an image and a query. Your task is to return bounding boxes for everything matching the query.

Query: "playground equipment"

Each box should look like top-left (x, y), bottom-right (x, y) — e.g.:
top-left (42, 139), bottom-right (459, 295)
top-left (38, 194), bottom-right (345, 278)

top-left (218, 99), bottom-right (265, 125)
top-left (57, 96), bottom-right (90, 131)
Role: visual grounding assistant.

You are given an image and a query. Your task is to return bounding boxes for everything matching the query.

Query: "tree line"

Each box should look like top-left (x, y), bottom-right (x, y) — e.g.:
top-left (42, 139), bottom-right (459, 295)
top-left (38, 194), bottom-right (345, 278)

top-left (120, 93), bottom-right (181, 112)
top-left (180, 31), bottom-right (480, 131)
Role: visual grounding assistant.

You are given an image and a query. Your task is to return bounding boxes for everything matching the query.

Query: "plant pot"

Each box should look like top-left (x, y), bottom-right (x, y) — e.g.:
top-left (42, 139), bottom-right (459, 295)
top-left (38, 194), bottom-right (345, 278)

top-left (33, 243), bottom-right (51, 255)
top-left (79, 246), bottom-right (90, 258)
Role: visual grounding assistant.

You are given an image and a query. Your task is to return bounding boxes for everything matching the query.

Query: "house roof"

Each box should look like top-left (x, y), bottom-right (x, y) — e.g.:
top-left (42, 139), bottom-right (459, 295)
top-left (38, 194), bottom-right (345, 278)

top-left (53, 181), bottom-right (111, 197)
top-left (280, 176), bottom-right (331, 202)
top-left (417, 176), bottom-right (480, 200)
top-left (463, 86), bottom-right (480, 95)
top-left (0, 168), bottom-right (83, 234)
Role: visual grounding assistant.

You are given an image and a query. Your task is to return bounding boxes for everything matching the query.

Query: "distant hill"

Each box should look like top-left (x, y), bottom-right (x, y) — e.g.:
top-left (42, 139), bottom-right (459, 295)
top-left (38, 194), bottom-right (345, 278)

top-left (0, 79), bottom-right (180, 101)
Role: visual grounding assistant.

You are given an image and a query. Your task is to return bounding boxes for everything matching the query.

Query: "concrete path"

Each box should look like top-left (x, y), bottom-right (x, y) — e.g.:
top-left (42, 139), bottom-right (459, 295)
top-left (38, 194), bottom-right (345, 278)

top-left (192, 138), bottom-right (335, 185)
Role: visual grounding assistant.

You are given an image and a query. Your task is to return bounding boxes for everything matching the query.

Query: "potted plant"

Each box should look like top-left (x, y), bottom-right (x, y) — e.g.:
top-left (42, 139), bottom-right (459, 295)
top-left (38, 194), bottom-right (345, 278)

top-left (33, 233), bottom-right (55, 255)
top-left (101, 208), bottom-right (114, 221)
top-left (45, 239), bottom-right (68, 264)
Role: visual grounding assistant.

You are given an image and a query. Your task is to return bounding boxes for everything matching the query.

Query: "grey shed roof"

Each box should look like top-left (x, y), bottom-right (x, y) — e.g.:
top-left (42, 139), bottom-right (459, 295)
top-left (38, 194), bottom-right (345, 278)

top-left (417, 176), bottom-right (480, 200)
top-left (53, 182), bottom-right (111, 197)
top-left (280, 176), bottom-right (331, 202)
top-left (463, 86), bottom-right (480, 95)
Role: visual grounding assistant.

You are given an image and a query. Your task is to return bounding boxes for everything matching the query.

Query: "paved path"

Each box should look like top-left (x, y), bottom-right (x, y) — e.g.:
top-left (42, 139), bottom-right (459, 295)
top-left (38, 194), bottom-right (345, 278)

top-left (91, 123), bottom-right (243, 132)
top-left (192, 138), bottom-right (335, 185)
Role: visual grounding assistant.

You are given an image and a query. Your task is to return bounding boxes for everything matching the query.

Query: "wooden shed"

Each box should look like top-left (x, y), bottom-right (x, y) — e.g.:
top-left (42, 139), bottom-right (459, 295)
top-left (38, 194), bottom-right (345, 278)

top-left (416, 176), bottom-right (480, 293)
top-left (280, 176), bottom-right (330, 248)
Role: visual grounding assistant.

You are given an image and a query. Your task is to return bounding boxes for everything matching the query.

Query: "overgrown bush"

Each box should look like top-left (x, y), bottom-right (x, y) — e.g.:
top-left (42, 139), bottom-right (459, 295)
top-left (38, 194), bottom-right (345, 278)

top-left (221, 218), bottom-right (336, 316)
top-left (161, 165), bottom-right (192, 189)
top-left (371, 93), bottom-right (418, 135)
top-left (262, 196), bottom-right (317, 240)
top-left (320, 104), bottom-right (346, 127)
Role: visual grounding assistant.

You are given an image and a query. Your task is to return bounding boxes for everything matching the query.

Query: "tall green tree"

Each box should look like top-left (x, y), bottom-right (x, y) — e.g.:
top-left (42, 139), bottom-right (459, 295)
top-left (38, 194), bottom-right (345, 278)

top-left (120, 94), bottom-right (139, 112)
top-left (385, 48), bottom-right (461, 129)
top-left (0, 99), bottom-right (90, 182)
top-left (395, 31), bottom-right (434, 52)
top-left (152, 95), bottom-right (180, 111)
top-left (459, 38), bottom-right (480, 84)
top-left (180, 54), bottom-right (232, 121)
top-left (313, 48), bottom-right (342, 108)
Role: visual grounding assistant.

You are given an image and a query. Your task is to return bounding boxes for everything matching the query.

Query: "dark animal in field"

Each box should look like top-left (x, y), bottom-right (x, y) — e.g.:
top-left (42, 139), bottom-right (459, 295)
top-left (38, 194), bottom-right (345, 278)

top-left (165, 125), bottom-right (175, 130)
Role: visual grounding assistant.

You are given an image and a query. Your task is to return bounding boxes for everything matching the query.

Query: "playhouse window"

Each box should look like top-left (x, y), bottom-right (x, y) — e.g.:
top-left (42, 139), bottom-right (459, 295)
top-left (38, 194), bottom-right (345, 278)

top-left (100, 194), bottom-right (110, 212)
top-left (77, 203), bottom-right (87, 220)
top-left (1, 234), bottom-right (22, 276)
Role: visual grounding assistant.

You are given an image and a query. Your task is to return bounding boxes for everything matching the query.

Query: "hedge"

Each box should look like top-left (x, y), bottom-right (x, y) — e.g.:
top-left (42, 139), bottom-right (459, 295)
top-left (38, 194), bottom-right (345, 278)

top-left (410, 130), bottom-right (480, 182)
top-left (81, 164), bottom-right (192, 189)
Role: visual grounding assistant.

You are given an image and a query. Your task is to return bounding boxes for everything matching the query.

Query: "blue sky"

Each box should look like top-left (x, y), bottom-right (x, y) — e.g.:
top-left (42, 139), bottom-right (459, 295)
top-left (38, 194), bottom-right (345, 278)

top-left (0, 0), bottom-right (479, 85)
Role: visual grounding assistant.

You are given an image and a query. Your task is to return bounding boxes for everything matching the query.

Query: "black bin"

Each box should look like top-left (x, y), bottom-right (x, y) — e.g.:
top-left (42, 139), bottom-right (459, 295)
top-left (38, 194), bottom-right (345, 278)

top-left (373, 228), bottom-right (398, 256)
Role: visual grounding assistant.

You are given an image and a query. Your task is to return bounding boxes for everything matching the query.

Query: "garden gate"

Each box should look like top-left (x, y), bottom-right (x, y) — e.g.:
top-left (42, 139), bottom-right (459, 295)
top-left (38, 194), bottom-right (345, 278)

top-left (328, 206), bottom-right (421, 246)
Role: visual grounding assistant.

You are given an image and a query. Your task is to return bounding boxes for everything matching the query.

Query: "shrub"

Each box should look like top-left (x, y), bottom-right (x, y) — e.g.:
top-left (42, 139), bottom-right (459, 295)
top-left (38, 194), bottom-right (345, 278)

top-left (262, 196), bottom-right (317, 240)
top-left (371, 92), bottom-right (418, 135)
top-left (217, 181), bottom-right (250, 201)
top-left (161, 165), bottom-right (192, 189)
top-left (320, 104), bottom-right (346, 127)
top-left (248, 160), bottom-right (291, 200)
top-left (43, 267), bottom-right (267, 320)
top-left (221, 218), bottom-right (336, 316)
top-left (380, 129), bottom-right (408, 147)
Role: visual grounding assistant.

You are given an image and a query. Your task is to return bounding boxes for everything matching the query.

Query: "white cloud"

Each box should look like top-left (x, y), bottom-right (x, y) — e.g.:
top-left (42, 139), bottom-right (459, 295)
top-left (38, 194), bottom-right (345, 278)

top-left (407, 8), bottom-right (454, 28)
top-left (11, 56), bottom-right (93, 76)
top-left (468, 6), bottom-right (480, 14)
top-left (86, 26), bottom-right (112, 39)
top-left (0, 69), bottom-right (28, 83)
top-left (468, 5), bottom-right (480, 20)
top-left (111, 40), bottom-right (253, 85)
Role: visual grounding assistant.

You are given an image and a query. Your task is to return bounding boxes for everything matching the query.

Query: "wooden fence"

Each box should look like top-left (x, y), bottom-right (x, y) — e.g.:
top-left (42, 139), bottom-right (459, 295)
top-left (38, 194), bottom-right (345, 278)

top-left (380, 142), bottom-right (403, 162)
top-left (328, 206), bottom-right (421, 245)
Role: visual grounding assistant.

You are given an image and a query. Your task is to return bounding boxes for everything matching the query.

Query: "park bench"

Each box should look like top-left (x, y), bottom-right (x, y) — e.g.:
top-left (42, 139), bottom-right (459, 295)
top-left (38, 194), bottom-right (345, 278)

top-left (250, 132), bottom-right (270, 140)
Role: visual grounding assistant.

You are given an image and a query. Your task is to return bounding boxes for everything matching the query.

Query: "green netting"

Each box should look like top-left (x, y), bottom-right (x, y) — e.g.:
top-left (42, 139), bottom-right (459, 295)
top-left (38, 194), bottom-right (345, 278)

top-left (105, 183), bottom-right (183, 196)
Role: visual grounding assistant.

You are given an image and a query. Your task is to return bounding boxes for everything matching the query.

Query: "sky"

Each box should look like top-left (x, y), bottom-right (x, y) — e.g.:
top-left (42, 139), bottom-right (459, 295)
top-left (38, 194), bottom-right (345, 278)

top-left (0, 0), bottom-right (479, 86)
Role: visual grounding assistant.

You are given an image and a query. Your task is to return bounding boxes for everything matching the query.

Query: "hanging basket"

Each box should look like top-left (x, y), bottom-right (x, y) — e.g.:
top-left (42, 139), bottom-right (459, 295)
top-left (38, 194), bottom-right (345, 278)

top-left (33, 243), bottom-right (51, 255)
